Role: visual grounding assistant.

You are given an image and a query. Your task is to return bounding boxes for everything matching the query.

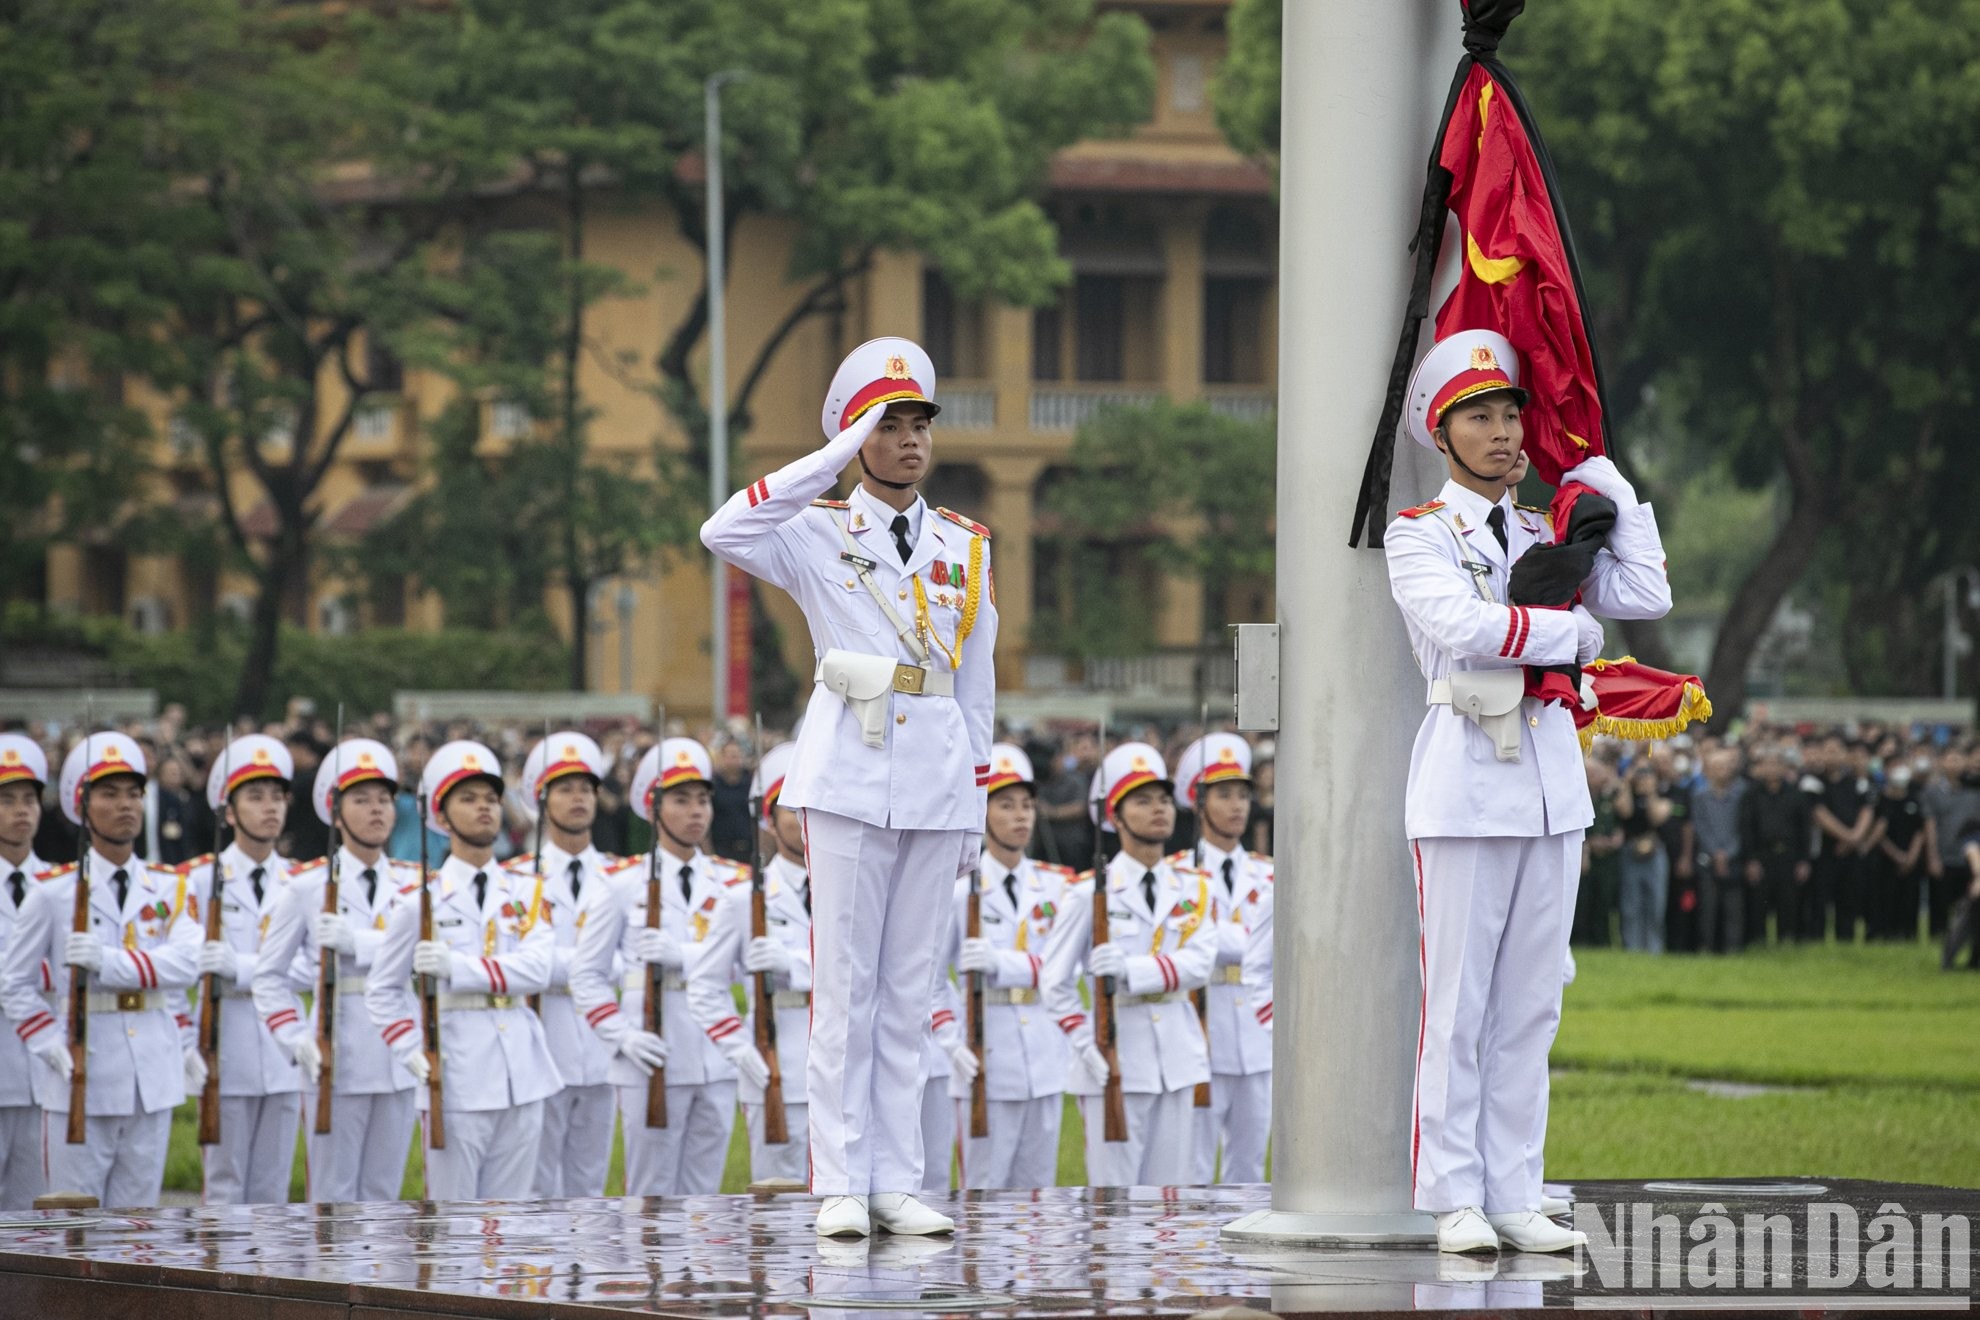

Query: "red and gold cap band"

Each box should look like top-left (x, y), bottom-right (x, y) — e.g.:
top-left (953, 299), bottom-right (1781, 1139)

top-left (839, 378), bottom-right (935, 433)
top-left (432, 766), bottom-right (499, 808)
top-left (1430, 369), bottom-right (1527, 426)
top-left (335, 763), bottom-right (392, 792)
top-left (658, 763), bottom-right (710, 791)
top-left (222, 762), bottom-right (288, 798)
top-left (534, 756), bottom-right (598, 796)
top-left (1105, 770), bottom-right (1165, 817)
top-left (985, 769), bottom-right (1032, 795)
top-left (758, 776), bottom-right (787, 826)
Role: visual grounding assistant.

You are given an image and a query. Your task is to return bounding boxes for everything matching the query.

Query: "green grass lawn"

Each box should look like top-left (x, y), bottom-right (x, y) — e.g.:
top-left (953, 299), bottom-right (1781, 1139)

top-left (158, 941), bottom-right (1977, 1198)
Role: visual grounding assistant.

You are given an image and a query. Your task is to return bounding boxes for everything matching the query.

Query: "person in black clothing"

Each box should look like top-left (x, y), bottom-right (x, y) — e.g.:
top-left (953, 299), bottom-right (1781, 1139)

top-left (151, 753), bottom-right (208, 865)
top-left (707, 736), bottom-right (755, 863)
top-left (1739, 751), bottom-right (1812, 945)
top-left (1656, 749), bottom-right (1698, 953)
top-left (1805, 735), bottom-right (1872, 942)
top-left (284, 731), bottom-right (330, 861)
top-left (1866, 767), bottom-right (1926, 940)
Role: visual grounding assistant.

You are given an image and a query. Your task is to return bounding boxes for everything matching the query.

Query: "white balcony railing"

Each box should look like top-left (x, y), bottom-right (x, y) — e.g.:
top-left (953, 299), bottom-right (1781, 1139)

top-left (1029, 385), bottom-right (1165, 433)
top-left (939, 385), bottom-right (996, 430)
top-left (1204, 387), bottom-right (1276, 422)
top-left (1024, 647), bottom-right (1236, 697)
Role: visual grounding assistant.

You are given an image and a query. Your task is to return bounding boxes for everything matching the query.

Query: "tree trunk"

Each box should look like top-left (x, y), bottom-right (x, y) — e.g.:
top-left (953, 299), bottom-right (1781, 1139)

top-left (1702, 492), bottom-right (1826, 721)
top-left (234, 512), bottom-right (306, 720)
top-left (566, 566), bottom-right (590, 692)
top-left (563, 166), bottom-right (588, 692)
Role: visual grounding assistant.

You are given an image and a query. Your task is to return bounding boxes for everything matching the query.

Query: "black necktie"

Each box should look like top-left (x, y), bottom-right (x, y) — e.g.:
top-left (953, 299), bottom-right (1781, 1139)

top-left (890, 514), bottom-right (912, 563)
top-left (1003, 874), bottom-right (1018, 913)
top-left (250, 865), bottom-right (265, 905)
top-left (568, 859), bottom-right (583, 902)
top-left (801, 881), bottom-right (811, 916)
top-left (6, 871), bottom-right (23, 908)
top-left (678, 863), bottom-right (693, 904)
top-left (111, 867), bottom-right (129, 910)
top-left (1221, 857), bottom-right (1235, 897)
top-left (472, 870), bottom-right (487, 910)
top-left (1486, 504), bottom-right (1509, 554)
top-left (1140, 870), bottom-right (1156, 914)
top-left (362, 867), bottom-right (378, 906)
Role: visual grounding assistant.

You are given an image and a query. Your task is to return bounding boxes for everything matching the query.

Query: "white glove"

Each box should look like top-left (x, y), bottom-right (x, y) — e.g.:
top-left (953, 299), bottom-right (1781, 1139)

top-left (946, 1036), bottom-right (982, 1083)
top-left (412, 940), bottom-right (453, 980)
top-left (1574, 609), bottom-right (1605, 665)
top-left (722, 1037), bottom-right (772, 1092)
top-left (292, 1036), bottom-right (323, 1085)
top-left (184, 1047), bottom-right (209, 1094)
top-left (1073, 1040), bottom-right (1111, 1088)
top-left (957, 833), bottom-right (982, 878)
top-left (1560, 455), bottom-right (1638, 511)
top-left (31, 1037), bottom-right (73, 1083)
top-left (64, 932), bottom-right (102, 973)
top-left (957, 937), bottom-right (999, 975)
top-left (831, 400), bottom-right (886, 451)
top-left (636, 927), bottom-right (683, 969)
top-left (198, 940), bottom-right (237, 980)
top-left (618, 1029), bottom-right (669, 1076)
top-left (313, 912), bottom-right (357, 955)
top-left (742, 936), bottom-right (790, 976)
top-left (398, 1046), bottom-right (432, 1085)
top-left (1087, 942), bottom-right (1127, 981)
top-left (1579, 670), bottom-right (1599, 712)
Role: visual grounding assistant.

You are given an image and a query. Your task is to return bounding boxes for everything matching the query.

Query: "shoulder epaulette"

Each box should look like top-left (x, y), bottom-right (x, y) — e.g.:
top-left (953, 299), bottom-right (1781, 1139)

top-left (179, 853), bottom-right (214, 874)
top-left (1514, 503), bottom-right (1548, 515)
top-left (715, 858), bottom-right (752, 886)
top-left (605, 855), bottom-right (645, 875)
top-left (508, 853), bottom-right (534, 870)
top-left (1165, 850), bottom-right (1191, 865)
top-left (147, 859), bottom-right (180, 878)
top-left (936, 507), bottom-right (990, 538)
top-left (288, 857), bottom-right (326, 877)
top-left (1034, 862), bottom-right (1076, 879)
top-left (398, 881), bottom-right (420, 895)
top-left (811, 498), bottom-right (850, 510)
top-left (36, 861), bottom-right (77, 881)
top-left (1169, 862), bottom-right (1210, 880)
top-left (1396, 500), bottom-right (1446, 520)
top-left (1073, 869), bottom-right (1097, 886)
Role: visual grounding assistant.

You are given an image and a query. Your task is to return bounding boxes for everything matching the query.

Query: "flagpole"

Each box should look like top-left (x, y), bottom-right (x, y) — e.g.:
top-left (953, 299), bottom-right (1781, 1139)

top-left (1222, 0), bottom-right (1454, 1256)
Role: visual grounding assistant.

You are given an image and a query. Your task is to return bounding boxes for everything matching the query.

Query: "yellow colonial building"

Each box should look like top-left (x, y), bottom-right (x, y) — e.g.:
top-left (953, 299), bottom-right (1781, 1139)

top-left (36, 0), bottom-right (1275, 720)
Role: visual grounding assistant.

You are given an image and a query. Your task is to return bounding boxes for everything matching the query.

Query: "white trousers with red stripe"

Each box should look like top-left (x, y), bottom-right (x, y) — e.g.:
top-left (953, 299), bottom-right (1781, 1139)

top-left (202, 1091), bottom-right (301, 1204)
top-left (801, 809), bottom-right (966, 1196)
top-left (0, 1105), bottom-right (44, 1209)
top-left (1410, 832), bottom-right (1580, 1216)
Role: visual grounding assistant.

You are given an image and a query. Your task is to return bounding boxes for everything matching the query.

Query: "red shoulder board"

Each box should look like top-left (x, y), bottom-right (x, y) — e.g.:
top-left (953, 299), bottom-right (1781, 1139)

top-left (36, 862), bottom-right (77, 881)
top-left (508, 853), bottom-right (534, 870)
top-left (605, 856), bottom-right (644, 875)
top-left (399, 882), bottom-right (419, 895)
top-left (1164, 850), bottom-right (1191, 865)
top-left (936, 507), bottom-right (990, 538)
top-left (810, 498), bottom-right (850, 510)
top-left (1073, 869), bottom-right (1097, 887)
top-left (179, 853), bottom-right (215, 875)
top-left (1035, 862), bottom-right (1077, 879)
top-left (288, 858), bottom-right (326, 878)
top-left (1396, 500), bottom-right (1446, 519)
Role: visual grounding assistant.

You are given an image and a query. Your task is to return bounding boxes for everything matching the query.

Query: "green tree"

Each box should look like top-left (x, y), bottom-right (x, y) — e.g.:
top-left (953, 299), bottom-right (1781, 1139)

top-left (1045, 400), bottom-right (1274, 658)
top-left (0, 2), bottom-right (211, 606)
top-left (1214, 0), bottom-right (1280, 174)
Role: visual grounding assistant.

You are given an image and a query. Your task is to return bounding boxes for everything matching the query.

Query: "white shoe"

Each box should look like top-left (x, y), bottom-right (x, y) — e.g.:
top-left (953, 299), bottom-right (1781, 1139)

top-left (815, 1194), bottom-right (870, 1238)
top-left (1540, 1194), bottom-right (1572, 1217)
top-left (1436, 1206), bottom-right (1500, 1254)
top-left (867, 1191), bottom-right (955, 1235)
top-left (1489, 1210), bottom-right (1587, 1253)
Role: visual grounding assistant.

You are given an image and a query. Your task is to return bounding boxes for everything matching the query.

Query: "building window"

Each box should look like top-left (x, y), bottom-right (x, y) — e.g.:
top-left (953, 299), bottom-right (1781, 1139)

top-left (1074, 275), bottom-right (1126, 382)
top-left (1032, 305), bottom-right (1064, 382)
top-left (364, 335), bottom-right (405, 394)
top-left (1169, 53), bottom-right (1207, 114)
top-left (1204, 276), bottom-right (1270, 384)
top-left (921, 270), bottom-right (988, 379)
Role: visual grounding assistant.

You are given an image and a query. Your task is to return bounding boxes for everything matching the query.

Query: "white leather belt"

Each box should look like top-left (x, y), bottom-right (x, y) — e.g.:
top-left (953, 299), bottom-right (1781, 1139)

top-left (537, 986), bottom-right (570, 997)
top-left (981, 988), bottom-right (1038, 1006)
top-left (335, 976), bottom-right (368, 996)
top-left (814, 656), bottom-right (954, 698)
top-left (1126, 990), bottom-right (1185, 1007)
top-left (436, 993), bottom-right (521, 1011)
top-left (770, 990), bottom-right (811, 1009)
top-left (625, 974), bottom-right (687, 995)
top-left (86, 991), bottom-right (165, 1013)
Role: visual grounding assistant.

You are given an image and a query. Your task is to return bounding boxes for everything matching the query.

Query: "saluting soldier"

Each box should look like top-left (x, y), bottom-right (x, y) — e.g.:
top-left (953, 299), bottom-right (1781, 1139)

top-left (365, 739), bottom-right (561, 1200)
top-left (1172, 733), bottom-right (1273, 1185)
top-left (1385, 329), bottom-right (1670, 1253)
top-left (686, 740), bottom-right (813, 1186)
top-left (571, 737), bottom-right (742, 1196)
top-left (0, 733), bottom-right (198, 1208)
top-left (1040, 742), bottom-right (1215, 1188)
top-left (0, 733), bottom-right (51, 1209)
top-left (938, 742), bottom-right (1076, 1190)
top-left (182, 734), bottom-right (302, 1204)
top-left (509, 731), bottom-right (619, 1200)
top-left (253, 737), bottom-right (420, 1202)
top-left (700, 336), bottom-right (996, 1238)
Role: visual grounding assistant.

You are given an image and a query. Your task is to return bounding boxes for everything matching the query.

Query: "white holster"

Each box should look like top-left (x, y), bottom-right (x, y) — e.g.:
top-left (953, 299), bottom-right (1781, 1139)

top-left (1429, 669), bottom-right (1528, 763)
top-left (818, 649), bottom-right (900, 749)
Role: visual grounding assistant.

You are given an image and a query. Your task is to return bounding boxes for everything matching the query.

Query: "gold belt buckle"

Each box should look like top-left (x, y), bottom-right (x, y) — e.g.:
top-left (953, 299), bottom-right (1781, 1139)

top-left (1222, 965), bottom-right (1244, 985)
top-left (1008, 988), bottom-right (1037, 1006)
top-left (892, 663), bottom-right (926, 695)
top-left (116, 991), bottom-right (143, 1011)
top-left (488, 995), bottom-right (513, 1010)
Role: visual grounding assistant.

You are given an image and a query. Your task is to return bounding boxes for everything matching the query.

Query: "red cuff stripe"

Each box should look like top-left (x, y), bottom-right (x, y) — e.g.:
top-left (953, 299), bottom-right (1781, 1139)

top-left (39, 959), bottom-right (51, 992)
top-left (746, 479), bottom-right (769, 507)
top-left (481, 958), bottom-right (503, 994)
top-left (267, 1009), bottom-right (300, 1030)
top-left (586, 1003), bottom-right (619, 1026)
top-left (1058, 1013), bottom-right (1087, 1033)
top-left (1028, 954), bottom-right (1041, 987)
top-left (931, 1010), bottom-right (956, 1029)
top-left (175, 1014), bottom-right (192, 1028)
top-left (1499, 608), bottom-right (1520, 657)
top-left (1510, 606), bottom-right (1532, 659)
top-left (17, 1012), bottom-right (54, 1040)
top-left (382, 1019), bottom-right (415, 1044)
top-left (708, 1017), bottom-right (743, 1041)
top-left (1257, 1004), bottom-right (1273, 1024)
top-left (136, 949), bottom-right (159, 989)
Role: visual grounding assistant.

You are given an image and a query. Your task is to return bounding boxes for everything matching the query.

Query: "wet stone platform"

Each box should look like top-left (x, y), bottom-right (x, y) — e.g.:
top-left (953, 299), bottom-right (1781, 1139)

top-left (0, 1177), bottom-right (1972, 1317)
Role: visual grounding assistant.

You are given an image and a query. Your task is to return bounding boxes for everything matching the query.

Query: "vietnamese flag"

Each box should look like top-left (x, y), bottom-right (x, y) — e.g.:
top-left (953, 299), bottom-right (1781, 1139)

top-left (1352, 0), bottom-right (1614, 546)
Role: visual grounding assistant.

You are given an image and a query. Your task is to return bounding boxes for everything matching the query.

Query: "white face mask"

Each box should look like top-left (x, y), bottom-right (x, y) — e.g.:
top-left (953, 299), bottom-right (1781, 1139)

top-left (1890, 767), bottom-right (1913, 790)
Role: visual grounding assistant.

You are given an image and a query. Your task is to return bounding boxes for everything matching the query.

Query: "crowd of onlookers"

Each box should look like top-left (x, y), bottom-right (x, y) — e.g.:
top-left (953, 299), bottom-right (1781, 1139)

top-left (8, 702), bottom-right (1976, 969)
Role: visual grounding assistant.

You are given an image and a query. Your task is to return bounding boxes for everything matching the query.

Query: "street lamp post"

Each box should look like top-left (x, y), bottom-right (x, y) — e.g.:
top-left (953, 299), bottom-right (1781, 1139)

top-left (707, 70), bottom-right (746, 723)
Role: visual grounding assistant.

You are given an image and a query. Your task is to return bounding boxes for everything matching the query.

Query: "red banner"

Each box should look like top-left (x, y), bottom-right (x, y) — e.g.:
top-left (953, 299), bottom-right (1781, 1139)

top-left (725, 569), bottom-right (751, 719)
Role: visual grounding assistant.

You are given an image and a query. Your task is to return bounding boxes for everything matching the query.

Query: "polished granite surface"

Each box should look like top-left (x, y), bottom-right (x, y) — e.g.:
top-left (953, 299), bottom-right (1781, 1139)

top-left (0, 1178), bottom-right (1973, 1317)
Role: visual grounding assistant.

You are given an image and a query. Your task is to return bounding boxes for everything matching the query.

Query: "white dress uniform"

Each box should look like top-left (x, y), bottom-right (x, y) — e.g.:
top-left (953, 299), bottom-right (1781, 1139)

top-left (570, 736), bottom-right (741, 1197)
top-left (251, 732), bottom-right (418, 1204)
top-left (1171, 732), bottom-right (1273, 1185)
top-left (939, 851), bottom-right (1076, 1189)
top-left (687, 850), bottom-right (813, 1185)
top-left (1386, 331), bottom-right (1672, 1218)
top-left (0, 733), bottom-right (50, 1210)
top-left (1040, 744), bottom-right (1215, 1188)
top-left (364, 740), bottom-right (562, 1201)
top-left (0, 729), bottom-right (195, 1209)
top-left (700, 336), bottom-right (996, 1199)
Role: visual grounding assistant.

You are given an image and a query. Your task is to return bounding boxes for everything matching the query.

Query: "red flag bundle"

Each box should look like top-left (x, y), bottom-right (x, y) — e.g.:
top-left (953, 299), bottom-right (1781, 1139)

top-left (1353, 0), bottom-right (1613, 547)
top-left (1576, 658), bottom-right (1714, 749)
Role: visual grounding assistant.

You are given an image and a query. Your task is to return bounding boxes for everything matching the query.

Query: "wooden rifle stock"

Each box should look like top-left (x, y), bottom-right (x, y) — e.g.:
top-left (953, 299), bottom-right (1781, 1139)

top-left (642, 843), bottom-right (668, 1128)
top-left (749, 766), bottom-right (787, 1143)
top-left (417, 800), bottom-right (445, 1149)
top-left (1091, 872), bottom-right (1127, 1143)
top-left (314, 851), bottom-right (339, 1135)
top-left (965, 867), bottom-right (988, 1139)
top-left (65, 857), bottom-right (89, 1144)
top-left (195, 855), bottom-right (225, 1146)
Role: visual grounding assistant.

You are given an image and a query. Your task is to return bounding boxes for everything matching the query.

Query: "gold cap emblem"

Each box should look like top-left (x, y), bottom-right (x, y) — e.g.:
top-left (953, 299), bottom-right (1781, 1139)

top-left (462, 753), bottom-right (480, 770)
top-left (1, 750), bottom-right (17, 766)
top-left (1469, 345), bottom-right (1500, 373)
top-left (563, 744), bottom-right (578, 759)
top-left (103, 746), bottom-right (124, 762)
top-left (357, 753), bottom-right (375, 768)
top-left (675, 751), bottom-right (693, 766)
top-left (1131, 755), bottom-right (1149, 771)
top-left (253, 747), bottom-right (273, 764)
top-left (883, 354), bottom-right (910, 380)
top-left (1217, 746), bottom-right (1239, 763)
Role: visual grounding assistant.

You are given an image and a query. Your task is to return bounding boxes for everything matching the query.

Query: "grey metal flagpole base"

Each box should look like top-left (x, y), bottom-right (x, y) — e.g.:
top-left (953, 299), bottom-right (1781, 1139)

top-left (1221, 1208), bottom-right (1436, 1247)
